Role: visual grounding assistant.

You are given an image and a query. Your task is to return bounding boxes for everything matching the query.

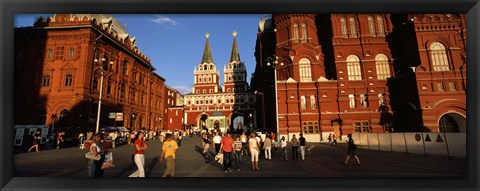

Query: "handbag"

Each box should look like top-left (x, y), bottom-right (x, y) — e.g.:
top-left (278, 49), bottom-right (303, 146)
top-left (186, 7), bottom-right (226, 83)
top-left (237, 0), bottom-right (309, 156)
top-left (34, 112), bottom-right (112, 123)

top-left (85, 151), bottom-right (101, 161)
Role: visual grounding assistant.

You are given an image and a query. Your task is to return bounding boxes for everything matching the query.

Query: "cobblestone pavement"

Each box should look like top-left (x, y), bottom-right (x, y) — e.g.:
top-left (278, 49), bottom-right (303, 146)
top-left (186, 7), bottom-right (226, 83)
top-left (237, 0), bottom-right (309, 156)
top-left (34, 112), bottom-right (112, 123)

top-left (14, 135), bottom-right (466, 177)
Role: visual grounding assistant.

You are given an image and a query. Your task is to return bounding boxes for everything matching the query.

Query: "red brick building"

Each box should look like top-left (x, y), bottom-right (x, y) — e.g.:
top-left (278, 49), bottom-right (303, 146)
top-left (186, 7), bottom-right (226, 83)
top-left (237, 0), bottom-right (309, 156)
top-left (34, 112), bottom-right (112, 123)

top-left (183, 32), bottom-right (256, 133)
top-left (14, 14), bottom-right (168, 135)
top-left (164, 86), bottom-right (184, 131)
top-left (251, 14), bottom-right (466, 142)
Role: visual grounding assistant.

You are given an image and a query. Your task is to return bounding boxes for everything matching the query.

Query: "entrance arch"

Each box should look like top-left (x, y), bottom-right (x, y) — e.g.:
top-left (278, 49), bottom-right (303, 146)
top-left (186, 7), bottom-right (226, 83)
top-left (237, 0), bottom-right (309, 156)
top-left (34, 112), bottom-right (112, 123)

top-left (438, 112), bottom-right (466, 133)
top-left (198, 114), bottom-right (209, 130)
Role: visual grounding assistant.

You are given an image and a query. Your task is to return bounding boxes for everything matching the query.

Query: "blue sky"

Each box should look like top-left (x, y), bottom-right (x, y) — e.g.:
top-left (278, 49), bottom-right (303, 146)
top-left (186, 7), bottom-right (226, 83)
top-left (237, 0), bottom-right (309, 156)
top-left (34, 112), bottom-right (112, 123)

top-left (15, 14), bottom-right (265, 94)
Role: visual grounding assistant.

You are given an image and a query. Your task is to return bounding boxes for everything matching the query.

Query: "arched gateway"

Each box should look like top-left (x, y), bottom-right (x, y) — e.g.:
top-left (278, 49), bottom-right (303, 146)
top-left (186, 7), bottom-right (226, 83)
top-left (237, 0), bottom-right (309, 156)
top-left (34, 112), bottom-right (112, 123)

top-left (438, 112), bottom-right (466, 133)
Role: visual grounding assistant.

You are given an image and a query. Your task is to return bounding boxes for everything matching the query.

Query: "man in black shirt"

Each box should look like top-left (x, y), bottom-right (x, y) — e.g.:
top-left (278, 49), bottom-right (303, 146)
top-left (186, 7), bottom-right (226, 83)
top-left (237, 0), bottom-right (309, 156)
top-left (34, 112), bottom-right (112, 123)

top-left (299, 134), bottom-right (307, 160)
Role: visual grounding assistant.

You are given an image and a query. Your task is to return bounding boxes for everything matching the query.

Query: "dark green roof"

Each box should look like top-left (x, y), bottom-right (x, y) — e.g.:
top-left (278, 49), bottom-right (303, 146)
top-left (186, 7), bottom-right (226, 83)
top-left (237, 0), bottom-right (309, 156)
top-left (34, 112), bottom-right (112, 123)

top-left (229, 34), bottom-right (241, 62)
top-left (201, 33), bottom-right (214, 64)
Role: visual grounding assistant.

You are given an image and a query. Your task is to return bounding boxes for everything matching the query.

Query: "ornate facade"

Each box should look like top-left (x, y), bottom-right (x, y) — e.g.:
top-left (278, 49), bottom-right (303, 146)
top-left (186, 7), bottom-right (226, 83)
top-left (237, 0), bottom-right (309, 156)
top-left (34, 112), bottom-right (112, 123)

top-left (183, 32), bottom-right (256, 133)
top-left (251, 14), bottom-right (466, 142)
top-left (14, 14), bottom-right (168, 135)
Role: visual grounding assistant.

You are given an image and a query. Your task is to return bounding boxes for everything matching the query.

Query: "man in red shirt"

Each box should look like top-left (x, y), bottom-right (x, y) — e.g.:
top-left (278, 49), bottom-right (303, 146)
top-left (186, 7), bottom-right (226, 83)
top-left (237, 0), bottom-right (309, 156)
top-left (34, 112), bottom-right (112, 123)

top-left (219, 131), bottom-right (235, 173)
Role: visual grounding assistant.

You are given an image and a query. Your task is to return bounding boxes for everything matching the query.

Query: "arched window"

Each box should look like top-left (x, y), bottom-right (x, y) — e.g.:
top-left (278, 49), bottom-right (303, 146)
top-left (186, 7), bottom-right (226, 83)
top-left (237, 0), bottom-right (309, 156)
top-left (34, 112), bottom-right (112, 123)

top-left (301, 23), bottom-right (307, 43)
top-left (64, 74), bottom-right (73, 86)
top-left (430, 42), bottom-right (450, 71)
top-left (368, 16), bottom-right (376, 36)
top-left (375, 54), bottom-right (390, 80)
top-left (349, 17), bottom-right (357, 38)
top-left (293, 23), bottom-right (299, 43)
top-left (58, 109), bottom-right (69, 125)
top-left (199, 77), bottom-right (202, 83)
top-left (123, 60), bottom-right (128, 76)
top-left (377, 15), bottom-right (385, 36)
top-left (347, 55), bottom-right (362, 80)
top-left (299, 58), bottom-right (312, 82)
top-left (341, 17), bottom-right (348, 38)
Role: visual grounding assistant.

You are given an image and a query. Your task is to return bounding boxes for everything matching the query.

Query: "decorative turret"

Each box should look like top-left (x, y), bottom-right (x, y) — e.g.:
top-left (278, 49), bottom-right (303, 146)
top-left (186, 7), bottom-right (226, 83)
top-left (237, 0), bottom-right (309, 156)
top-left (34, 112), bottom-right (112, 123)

top-left (229, 31), bottom-right (241, 62)
top-left (201, 32), bottom-right (214, 64)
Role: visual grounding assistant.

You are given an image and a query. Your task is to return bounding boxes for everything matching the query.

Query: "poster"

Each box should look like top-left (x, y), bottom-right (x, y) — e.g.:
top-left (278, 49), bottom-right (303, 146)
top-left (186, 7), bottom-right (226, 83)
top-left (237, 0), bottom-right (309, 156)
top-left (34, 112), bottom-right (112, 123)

top-left (14, 128), bottom-right (25, 146)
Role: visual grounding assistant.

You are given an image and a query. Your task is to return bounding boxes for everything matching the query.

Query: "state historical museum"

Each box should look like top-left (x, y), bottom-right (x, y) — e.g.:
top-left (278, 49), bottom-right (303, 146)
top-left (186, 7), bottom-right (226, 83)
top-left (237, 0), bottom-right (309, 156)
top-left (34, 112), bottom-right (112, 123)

top-left (251, 14), bottom-right (466, 142)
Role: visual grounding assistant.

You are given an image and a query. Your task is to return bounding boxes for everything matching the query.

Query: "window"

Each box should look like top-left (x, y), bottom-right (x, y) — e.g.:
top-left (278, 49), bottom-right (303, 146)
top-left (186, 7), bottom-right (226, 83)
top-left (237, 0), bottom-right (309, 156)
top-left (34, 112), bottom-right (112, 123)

top-left (107, 81), bottom-right (112, 96)
top-left (55, 46), bottom-right (64, 60)
top-left (449, 82), bottom-right (457, 91)
top-left (47, 48), bottom-right (53, 59)
top-left (349, 17), bottom-right (357, 38)
top-left (293, 23), bottom-right (299, 43)
top-left (301, 96), bottom-right (306, 110)
top-left (299, 58), bottom-right (312, 82)
top-left (301, 23), bottom-right (307, 43)
top-left (58, 109), bottom-right (70, 125)
top-left (360, 94), bottom-right (368, 107)
top-left (375, 54), bottom-right (390, 80)
top-left (64, 74), bottom-right (73, 86)
top-left (430, 42), bottom-right (450, 71)
top-left (437, 83), bottom-right (445, 91)
top-left (203, 89), bottom-right (206, 93)
top-left (199, 77), bottom-right (202, 83)
top-left (347, 55), bottom-right (362, 80)
top-left (210, 89), bottom-right (213, 93)
top-left (196, 90), bottom-right (200, 94)
top-left (42, 75), bottom-right (50, 87)
top-left (69, 48), bottom-right (75, 58)
top-left (121, 83), bottom-right (126, 100)
top-left (368, 16), bottom-right (376, 36)
top-left (354, 120), bottom-right (370, 133)
top-left (378, 93), bottom-right (385, 106)
top-left (349, 94), bottom-right (355, 108)
top-left (341, 17), bottom-right (348, 37)
top-left (228, 88), bottom-right (231, 92)
top-left (377, 15), bottom-right (385, 36)
top-left (303, 121), bottom-right (319, 134)
top-left (123, 61), bottom-right (128, 76)
top-left (310, 95), bottom-right (317, 109)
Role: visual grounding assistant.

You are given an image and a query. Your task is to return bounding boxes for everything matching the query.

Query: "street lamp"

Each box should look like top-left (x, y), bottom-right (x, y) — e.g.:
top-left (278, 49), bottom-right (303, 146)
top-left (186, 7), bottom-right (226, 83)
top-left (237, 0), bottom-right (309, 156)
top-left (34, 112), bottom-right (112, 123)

top-left (94, 57), bottom-right (113, 133)
top-left (266, 56), bottom-right (284, 141)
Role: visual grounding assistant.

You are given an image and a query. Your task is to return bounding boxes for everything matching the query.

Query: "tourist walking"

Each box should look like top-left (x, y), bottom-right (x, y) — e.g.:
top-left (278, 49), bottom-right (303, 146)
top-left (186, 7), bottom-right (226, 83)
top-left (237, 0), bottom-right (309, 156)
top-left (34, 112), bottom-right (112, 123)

top-left (213, 132), bottom-right (222, 155)
top-left (344, 134), bottom-right (361, 166)
top-left (201, 133), bottom-right (211, 162)
top-left (233, 135), bottom-right (242, 171)
top-left (248, 134), bottom-right (260, 170)
top-left (332, 134), bottom-right (338, 145)
top-left (27, 131), bottom-right (41, 152)
top-left (327, 133), bottom-right (333, 145)
top-left (129, 131), bottom-right (147, 177)
top-left (160, 133), bottom-right (179, 177)
top-left (56, 132), bottom-right (64, 149)
top-left (263, 135), bottom-right (272, 160)
top-left (291, 134), bottom-right (299, 160)
top-left (220, 131), bottom-right (235, 173)
top-left (87, 134), bottom-right (105, 177)
top-left (299, 134), bottom-right (307, 160)
top-left (240, 132), bottom-right (248, 156)
top-left (280, 136), bottom-right (288, 160)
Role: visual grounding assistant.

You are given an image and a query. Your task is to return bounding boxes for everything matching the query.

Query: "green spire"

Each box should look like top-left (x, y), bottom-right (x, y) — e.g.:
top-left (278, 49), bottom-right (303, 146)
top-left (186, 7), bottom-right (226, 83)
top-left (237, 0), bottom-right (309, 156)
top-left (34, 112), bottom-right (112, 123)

top-left (201, 32), bottom-right (214, 64)
top-left (229, 31), bottom-right (241, 62)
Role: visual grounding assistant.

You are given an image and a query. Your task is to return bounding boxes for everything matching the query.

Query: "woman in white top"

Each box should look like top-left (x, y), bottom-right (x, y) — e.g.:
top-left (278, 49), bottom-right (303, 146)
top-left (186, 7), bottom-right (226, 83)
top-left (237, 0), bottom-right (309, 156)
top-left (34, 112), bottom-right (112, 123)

top-left (240, 132), bottom-right (248, 155)
top-left (248, 134), bottom-right (260, 170)
top-left (87, 134), bottom-right (105, 177)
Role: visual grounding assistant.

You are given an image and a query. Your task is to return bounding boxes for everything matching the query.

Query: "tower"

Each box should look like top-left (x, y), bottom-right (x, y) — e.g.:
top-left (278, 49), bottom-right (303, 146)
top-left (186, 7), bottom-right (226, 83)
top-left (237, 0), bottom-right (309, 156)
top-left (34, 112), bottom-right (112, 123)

top-left (192, 33), bottom-right (221, 95)
top-left (223, 31), bottom-right (248, 93)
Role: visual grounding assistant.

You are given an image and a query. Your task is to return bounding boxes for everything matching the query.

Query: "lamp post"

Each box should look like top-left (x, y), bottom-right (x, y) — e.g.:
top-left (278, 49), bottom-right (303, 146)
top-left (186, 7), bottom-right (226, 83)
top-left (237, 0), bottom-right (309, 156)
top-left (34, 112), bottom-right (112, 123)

top-left (94, 57), bottom-right (113, 133)
top-left (51, 114), bottom-right (57, 134)
top-left (266, 56), bottom-right (283, 141)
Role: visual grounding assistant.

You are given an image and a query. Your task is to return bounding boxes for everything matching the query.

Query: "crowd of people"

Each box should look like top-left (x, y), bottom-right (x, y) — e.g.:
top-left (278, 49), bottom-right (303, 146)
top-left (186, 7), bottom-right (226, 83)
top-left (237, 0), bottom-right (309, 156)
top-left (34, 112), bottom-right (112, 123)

top-left (24, 127), bottom-right (361, 177)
